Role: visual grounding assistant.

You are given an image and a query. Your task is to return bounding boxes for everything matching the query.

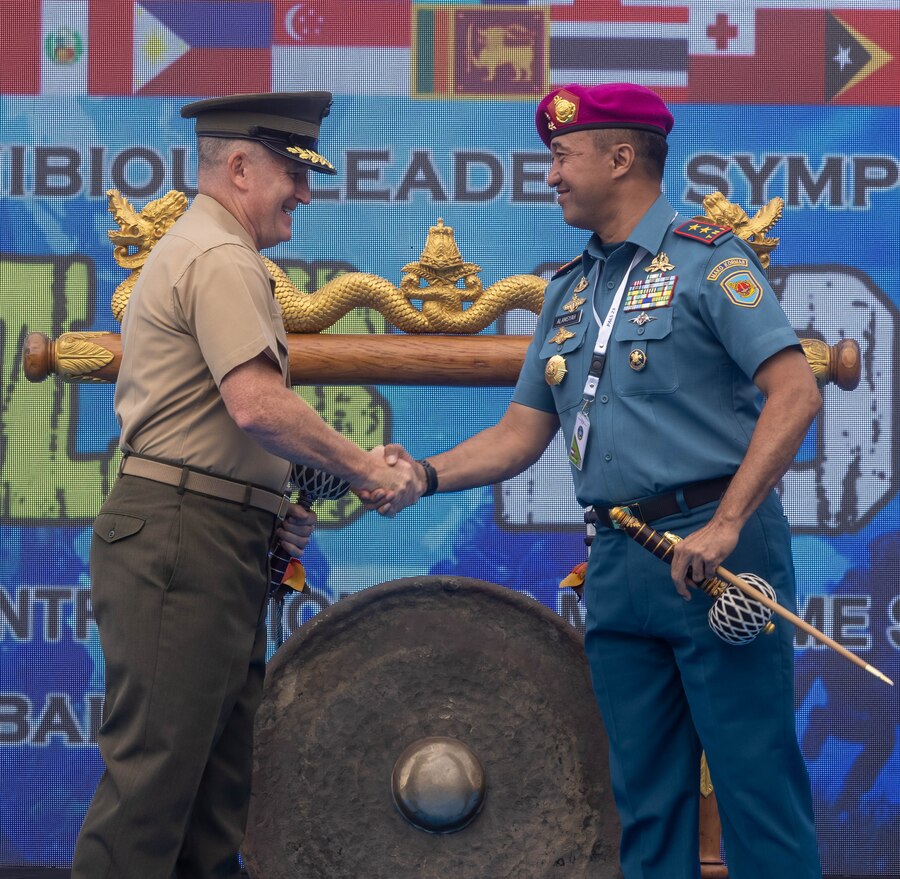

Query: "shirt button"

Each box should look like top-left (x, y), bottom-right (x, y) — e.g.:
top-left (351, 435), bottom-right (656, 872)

top-left (600, 395), bottom-right (609, 403)
top-left (108, 529), bottom-right (116, 539)
top-left (606, 281), bottom-right (615, 289)
top-left (604, 453), bottom-right (612, 461)
top-left (637, 327), bottom-right (645, 335)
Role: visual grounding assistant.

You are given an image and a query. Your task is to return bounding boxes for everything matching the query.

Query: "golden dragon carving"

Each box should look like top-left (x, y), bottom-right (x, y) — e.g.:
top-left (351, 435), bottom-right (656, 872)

top-left (701, 192), bottom-right (783, 269)
top-left (107, 188), bottom-right (787, 333)
top-left (106, 189), bottom-right (545, 334)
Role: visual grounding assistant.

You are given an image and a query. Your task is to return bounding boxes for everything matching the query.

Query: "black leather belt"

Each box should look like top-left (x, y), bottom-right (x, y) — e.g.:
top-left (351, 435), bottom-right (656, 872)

top-left (120, 454), bottom-right (291, 519)
top-left (586, 475), bottom-right (733, 529)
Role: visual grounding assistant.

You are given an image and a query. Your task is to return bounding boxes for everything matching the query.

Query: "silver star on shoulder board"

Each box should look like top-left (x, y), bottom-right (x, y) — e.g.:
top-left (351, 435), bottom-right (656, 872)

top-left (628, 313), bottom-right (656, 326)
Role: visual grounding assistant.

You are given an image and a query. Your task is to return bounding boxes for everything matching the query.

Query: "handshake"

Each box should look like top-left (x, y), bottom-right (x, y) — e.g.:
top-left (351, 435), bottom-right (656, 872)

top-left (355, 444), bottom-right (427, 517)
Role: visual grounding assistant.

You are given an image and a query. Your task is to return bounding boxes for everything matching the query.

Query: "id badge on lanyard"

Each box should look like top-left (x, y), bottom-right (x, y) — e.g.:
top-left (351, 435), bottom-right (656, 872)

top-left (568, 247), bottom-right (646, 471)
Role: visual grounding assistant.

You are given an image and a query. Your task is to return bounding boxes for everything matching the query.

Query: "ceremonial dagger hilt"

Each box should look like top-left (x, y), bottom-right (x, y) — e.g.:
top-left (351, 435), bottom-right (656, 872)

top-left (609, 506), bottom-right (776, 644)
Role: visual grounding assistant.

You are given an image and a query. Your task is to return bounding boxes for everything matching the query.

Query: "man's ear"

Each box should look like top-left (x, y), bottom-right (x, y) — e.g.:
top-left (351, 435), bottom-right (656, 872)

top-left (226, 148), bottom-right (252, 192)
top-left (609, 142), bottom-right (636, 177)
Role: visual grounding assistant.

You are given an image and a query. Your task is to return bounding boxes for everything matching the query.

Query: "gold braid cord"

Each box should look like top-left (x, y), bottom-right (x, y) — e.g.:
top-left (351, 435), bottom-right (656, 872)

top-left (107, 190), bottom-right (545, 334)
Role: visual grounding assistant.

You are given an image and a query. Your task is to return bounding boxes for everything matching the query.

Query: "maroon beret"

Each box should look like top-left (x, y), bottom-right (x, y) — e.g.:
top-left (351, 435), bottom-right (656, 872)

top-left (535, 83), bottom-right (674, 148)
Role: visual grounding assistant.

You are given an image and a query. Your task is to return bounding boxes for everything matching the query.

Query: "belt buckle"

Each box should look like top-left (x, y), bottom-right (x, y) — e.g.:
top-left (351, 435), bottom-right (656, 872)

top-left (276, 494), bottom-right (291, 520)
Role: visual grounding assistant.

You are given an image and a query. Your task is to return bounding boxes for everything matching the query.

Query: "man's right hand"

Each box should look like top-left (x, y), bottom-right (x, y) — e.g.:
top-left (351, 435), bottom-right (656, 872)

top-left (355, 445), bottom-right (425, 517)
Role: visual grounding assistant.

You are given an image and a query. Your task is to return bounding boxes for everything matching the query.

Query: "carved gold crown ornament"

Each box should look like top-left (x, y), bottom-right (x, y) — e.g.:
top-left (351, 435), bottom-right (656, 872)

top-left (23, 190), bottom-right (859, 392)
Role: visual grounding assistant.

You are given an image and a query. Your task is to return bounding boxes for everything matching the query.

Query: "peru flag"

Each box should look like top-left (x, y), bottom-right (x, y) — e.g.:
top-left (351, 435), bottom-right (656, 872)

top-left (0, 1), bottom-right (89, 95)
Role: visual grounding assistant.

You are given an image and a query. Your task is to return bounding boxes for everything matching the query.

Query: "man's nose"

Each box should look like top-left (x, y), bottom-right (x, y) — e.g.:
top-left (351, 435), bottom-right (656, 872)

top-left (296, 176), bottom-right (312, 205)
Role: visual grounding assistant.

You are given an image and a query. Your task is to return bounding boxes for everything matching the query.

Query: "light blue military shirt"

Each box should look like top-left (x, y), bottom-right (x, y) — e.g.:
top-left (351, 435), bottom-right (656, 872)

top-left (512, 194), bottom-right (801, 507)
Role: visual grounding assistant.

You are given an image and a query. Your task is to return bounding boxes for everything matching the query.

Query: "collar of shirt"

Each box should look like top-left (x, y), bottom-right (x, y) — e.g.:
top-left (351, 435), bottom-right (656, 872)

top-left (581, 192), bottom-right (675, 273)
top-left (191, 193), bottom-right (259, 253)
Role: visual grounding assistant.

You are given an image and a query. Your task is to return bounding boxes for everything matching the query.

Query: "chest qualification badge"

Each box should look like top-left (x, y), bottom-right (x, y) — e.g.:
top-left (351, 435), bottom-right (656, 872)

top-left (628, 349), bottom-right (647, 371)
top-left (545, 354), bottom-right (567, 385)
top-left (550, 327), bottom-right (576, 346)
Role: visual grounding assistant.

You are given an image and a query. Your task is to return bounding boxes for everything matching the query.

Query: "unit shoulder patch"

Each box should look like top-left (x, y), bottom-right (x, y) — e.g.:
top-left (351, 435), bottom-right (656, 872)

top-left (707, 256), bottom-right (749, 281)
top-left (673, 218), bottom-right (732, 245)
top-left (720, 269), bottom-right (763, 308)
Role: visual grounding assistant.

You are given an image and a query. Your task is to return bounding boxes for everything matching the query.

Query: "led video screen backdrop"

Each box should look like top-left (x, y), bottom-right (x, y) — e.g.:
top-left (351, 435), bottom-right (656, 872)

top-left (1, 0), bottom-right (898, 872)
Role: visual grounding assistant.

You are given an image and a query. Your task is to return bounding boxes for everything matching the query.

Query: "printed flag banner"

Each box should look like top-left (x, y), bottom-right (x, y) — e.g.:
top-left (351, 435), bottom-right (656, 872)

top-left (413, 5), bottom-right (549, 99)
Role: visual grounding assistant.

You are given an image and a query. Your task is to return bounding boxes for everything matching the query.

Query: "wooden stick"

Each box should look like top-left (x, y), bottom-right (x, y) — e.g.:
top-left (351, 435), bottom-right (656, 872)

top-left (713, 566), bottom-right (893, 686)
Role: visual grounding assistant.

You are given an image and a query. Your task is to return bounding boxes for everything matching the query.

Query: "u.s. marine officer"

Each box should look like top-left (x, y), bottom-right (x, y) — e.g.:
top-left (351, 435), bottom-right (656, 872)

top-left (370, 82), bottom-right (824, 879)
top-left (72, 92), bottom-right (419, 879)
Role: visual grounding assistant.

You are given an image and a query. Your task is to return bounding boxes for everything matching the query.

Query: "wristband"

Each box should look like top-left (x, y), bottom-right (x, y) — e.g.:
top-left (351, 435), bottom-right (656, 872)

top-left (418, 459), bottom-right (439, 497)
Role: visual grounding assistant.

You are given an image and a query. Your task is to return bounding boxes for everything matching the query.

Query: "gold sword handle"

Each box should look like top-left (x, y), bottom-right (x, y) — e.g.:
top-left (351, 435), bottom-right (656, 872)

top-left (607, 507), bottom-right (892, 683)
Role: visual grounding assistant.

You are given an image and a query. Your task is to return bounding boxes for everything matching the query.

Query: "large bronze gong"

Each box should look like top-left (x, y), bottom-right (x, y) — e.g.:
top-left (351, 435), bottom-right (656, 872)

top-left (242, 576), bottom-right (622, 879)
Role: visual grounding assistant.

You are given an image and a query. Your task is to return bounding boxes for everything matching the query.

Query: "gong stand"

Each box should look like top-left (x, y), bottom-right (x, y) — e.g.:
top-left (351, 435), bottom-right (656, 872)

top-left (22, 194), bottom-right (862, 879)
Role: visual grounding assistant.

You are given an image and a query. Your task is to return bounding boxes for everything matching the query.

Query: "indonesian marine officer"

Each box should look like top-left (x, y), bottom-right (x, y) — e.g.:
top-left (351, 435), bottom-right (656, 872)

top-left (370, 82), bottom-right (824, 879)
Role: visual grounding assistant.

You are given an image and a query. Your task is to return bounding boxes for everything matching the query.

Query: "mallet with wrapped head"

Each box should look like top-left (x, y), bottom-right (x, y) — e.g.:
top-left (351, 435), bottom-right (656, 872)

top-left (609, 506), bottom-right (893, 686)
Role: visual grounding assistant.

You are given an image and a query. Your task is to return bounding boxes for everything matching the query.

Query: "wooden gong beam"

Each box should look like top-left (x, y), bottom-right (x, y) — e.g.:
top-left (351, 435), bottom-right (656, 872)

top-left (22, 331), bottom-right (861, 391)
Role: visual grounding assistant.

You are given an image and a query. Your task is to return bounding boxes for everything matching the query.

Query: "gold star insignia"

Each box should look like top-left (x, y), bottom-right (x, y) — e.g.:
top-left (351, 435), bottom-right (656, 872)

top-left (688, 223), bottom-right (701, 230)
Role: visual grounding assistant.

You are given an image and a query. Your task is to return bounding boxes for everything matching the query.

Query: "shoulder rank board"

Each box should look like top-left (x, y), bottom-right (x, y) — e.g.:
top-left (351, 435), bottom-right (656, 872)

top-left (673, 219), bottom-right (732, 245)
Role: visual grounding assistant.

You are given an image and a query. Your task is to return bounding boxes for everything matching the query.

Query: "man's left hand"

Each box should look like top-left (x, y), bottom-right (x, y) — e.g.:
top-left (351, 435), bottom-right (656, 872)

top-left (276, 503), bottom-right (318, 557)
top-left (669, 518), bottom-right (740, 600)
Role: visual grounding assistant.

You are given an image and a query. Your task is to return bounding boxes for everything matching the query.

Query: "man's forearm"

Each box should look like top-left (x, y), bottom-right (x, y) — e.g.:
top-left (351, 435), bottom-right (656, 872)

top-left (714, 349), bottom-right (822, 532)
top-left (425, 403), bottom-right (560, 493)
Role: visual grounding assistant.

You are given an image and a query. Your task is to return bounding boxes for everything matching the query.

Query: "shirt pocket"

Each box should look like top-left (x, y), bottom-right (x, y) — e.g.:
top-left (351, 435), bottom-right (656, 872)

top-left (93, 512), bottom-right (146, 544)
top-left (612, 308), bottom-right (678, 396)
top-left (537, 317), bottom-right (592, 412)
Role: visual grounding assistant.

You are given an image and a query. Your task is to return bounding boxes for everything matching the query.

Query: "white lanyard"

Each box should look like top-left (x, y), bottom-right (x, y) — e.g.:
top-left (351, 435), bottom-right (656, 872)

top-left (581, 247), bottom-right (646, 403)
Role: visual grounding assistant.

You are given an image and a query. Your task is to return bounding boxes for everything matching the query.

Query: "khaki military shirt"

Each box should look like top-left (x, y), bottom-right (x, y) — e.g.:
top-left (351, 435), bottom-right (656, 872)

top-left (115, 193), bottom-right (292, 492)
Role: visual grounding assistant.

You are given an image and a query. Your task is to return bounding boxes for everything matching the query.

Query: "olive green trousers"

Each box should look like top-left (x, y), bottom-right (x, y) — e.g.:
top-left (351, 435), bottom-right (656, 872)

top-left (72, 476), bottom-right (273, 879)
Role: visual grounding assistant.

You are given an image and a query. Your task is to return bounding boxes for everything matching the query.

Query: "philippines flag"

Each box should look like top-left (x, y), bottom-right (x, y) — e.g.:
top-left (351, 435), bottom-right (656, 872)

top-left (272, 0), bottom-right (411, 95)
top-left (89, 1), bottom-right (274, 96)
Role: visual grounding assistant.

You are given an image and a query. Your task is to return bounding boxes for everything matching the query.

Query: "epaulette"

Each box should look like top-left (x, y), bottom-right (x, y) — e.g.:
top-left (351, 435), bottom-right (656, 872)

top-left (551, 254), bottom-right (583, 280)
top-left (673, 217), bottom-right (733, 245)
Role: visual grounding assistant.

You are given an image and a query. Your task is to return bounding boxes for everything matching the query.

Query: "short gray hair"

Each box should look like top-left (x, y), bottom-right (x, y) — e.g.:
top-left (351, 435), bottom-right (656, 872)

top-left (196, 135), bottom-right (251, 171)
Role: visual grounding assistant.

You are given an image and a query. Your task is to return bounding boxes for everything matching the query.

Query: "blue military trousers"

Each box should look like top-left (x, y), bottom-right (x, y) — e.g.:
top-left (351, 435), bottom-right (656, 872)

top-left (583, 492), bottom-right (822, 879)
